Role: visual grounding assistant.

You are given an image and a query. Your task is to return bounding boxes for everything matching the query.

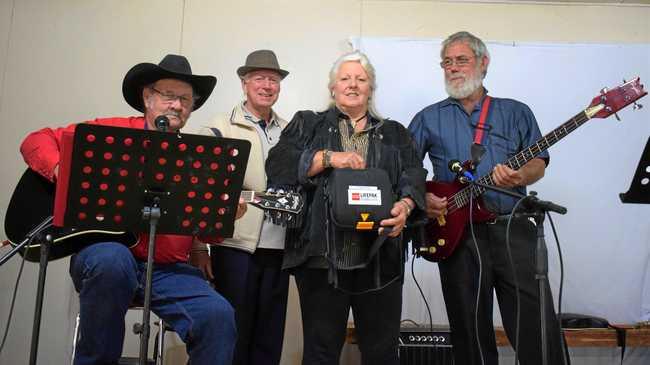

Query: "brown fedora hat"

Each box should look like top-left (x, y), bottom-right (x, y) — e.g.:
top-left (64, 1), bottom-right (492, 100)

top-left (122, 54), bottom-right (217, 112)
top-left (236, 50), bottom-right (289, 79)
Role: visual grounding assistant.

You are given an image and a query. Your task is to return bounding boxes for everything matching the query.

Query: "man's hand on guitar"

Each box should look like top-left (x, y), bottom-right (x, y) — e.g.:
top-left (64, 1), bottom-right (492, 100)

top-left (425, 192), bottom-right (447, 219)
top-left (491, 164), bottom-right (523, 188)
top-left (235, 197), bottom-right (247, 220)
top-left (189, 249), bottom-right (214, 281)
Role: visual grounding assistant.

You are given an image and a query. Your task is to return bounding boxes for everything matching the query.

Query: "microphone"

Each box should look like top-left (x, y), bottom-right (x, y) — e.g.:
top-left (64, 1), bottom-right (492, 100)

top-left (448, 159), bottom-right (476, 183)
top-left (154, 115), bottom-right (170, 132)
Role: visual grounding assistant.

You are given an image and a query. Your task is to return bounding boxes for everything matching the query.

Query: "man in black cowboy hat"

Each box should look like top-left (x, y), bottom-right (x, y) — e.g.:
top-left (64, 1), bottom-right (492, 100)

top-left (20, 54), bottom-right (237, 365)
top-left (189, 49), bottom-right (290, 365)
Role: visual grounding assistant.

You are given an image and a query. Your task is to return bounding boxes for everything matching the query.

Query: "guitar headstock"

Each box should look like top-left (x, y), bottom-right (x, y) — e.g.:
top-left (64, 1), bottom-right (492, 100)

top-left (249, 191), bottom-right (303, 214)
top-left (588, 77), bottom-right (647, 119)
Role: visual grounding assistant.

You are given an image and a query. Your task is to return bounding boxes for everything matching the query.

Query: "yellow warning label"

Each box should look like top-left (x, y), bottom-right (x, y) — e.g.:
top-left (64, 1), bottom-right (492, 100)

top-left (356, 221), bottom-right (374, 230)
top-left (360, 213), bottom-right (370, 221)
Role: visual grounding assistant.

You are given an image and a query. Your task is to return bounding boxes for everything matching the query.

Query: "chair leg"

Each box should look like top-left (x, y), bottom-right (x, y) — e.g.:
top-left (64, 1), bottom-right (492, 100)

top-left (71, 313), bottom-right (80, 365)
top-left (153, 318), bottom-right (166, 365)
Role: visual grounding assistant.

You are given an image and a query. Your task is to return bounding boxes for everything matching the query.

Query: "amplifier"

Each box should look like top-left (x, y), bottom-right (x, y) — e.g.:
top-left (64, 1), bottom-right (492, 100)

top-left (399, 326), bottom-right (454, 365)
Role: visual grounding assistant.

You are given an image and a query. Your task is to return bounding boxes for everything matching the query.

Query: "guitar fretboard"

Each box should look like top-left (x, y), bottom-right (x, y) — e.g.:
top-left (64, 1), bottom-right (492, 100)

top-left (448, 110), bottom-right (591, 212)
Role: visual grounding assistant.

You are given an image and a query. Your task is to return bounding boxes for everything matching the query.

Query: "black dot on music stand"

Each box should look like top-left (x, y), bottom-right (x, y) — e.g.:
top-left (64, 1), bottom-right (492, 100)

top-left (80, 197), bottom-right (88, 205)
top-left (220, 193), bottom-right (229, 201)
top-left (143, 139), bottom-right (151, 149)
top-left (207, 178), bottom-right (215, 185)
top-left (161, 141), bottom-right (169, 150)
top-left (84, 150), bottom-right (94, 158)
top-left (100, 183), bottom-right (108, 191)
top-left (214, 222), bottom-right (223, 230)
top-left (114, 215), bottom-right (122, 223)
top-left (184, 205), bottom-right (193, 213)
top-left (83, 166), bottom-right (92, 174)
top-left (196, 145), bottom-right (205, 153)
top-left (103, 152), bottom-right (113, 160)
top-left (210, 162), bottom-right (219, 171)
top-left (192, 161), bottom-right (202, 169)
top-left (182, 219), bottom-right (191, 228)
top-left (173, 174), bottom-right (181, 182)
top-left (178, 143), bottom-right (187, 152)
top-left (102, 168), bottom-right (110, 176)
top-left (204, 192), bottom-right (213, 200)
top-left (81, 181), bottom-right (90, 189)
top-left (95, 213), bottom-right (105, 222)
top-left (217, 208), bottom-right (226, 216)
top-left (86, 134), bottom-right (96, 142)
top-left (190, 176), bottom-right (199, 184)
top-left (213, 146), bottom-right (222, 155)
top-left (198, 221), bottom-right (207, 229)
top-left (227, 164), bottom-right (236, 172)
top-left (155, 173), bottom-right (164, 181)
top-left (117, 184), bottom-right (126, 193)
top-left (158, 157), bottom-right (167, 166)
top-left (229, 148), bottom-right (239, 157)
top-left (105, 136), bottom-right (115, 144)
top-left (223, 179), bottom-right (230, 187)
top-left (123, 137), bottom-right (133, 147)
top-left (78, 212), bottom-right (87, 220)
top-left (119, 169), bottom-right (128, 177)
top-left (201, 206), bottom-right (209, 214)
top-left (122, 154), bottom-right (130, 162)
top-left (115, 200), bottom-right (124, 208)
top-left (176, 160), bottom-right (184, 167)
top-left (187, 191), bottom-right (196, 199)
top-left (98, 198), bottom-right (107, 206)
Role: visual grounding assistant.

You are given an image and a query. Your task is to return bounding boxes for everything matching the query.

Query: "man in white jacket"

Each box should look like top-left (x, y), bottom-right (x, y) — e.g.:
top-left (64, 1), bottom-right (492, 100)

top-left (190, 49), bottom-right (290, 365)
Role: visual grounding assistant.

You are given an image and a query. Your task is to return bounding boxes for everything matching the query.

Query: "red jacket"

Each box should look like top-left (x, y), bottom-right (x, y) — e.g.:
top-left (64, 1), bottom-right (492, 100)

top-left (20, 116), bottom-right (194, 264)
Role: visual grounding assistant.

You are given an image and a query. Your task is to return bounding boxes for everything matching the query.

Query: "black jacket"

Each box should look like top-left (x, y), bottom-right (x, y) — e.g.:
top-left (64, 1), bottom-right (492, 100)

top-left (266, 107), bottom-right (426, 276)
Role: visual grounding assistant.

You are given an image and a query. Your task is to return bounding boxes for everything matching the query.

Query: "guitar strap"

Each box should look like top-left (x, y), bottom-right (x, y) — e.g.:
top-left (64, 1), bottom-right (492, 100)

top-left (473, 95), bottom-right (492, 145)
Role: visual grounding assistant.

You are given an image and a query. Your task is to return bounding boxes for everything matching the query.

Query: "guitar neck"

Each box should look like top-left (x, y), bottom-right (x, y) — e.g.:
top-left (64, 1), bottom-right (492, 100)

top-left (240, 190), bottom-right (257, 203)
top-left (450, 108), bottom-right (596, 211)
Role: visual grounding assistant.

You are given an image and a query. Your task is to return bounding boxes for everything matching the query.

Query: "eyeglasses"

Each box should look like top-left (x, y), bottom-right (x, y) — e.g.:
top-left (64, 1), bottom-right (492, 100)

top-left (149, 87), bottom-right (198, 107)
top-left (246, 75), bottom-right (280, 86)
top-left (440, 56), bottom-right (474, 69)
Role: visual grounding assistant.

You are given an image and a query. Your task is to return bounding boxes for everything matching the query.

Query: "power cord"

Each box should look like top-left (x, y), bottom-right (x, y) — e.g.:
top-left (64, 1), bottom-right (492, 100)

top-left (0, 247), bottom-right (27, 356)
top-left (468, 192), bottom-right (486, 365)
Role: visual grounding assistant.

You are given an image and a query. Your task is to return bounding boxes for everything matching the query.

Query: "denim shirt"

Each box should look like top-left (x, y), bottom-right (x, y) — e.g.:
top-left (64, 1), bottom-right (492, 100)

top-left (408, 94), bottom-right (549, 214)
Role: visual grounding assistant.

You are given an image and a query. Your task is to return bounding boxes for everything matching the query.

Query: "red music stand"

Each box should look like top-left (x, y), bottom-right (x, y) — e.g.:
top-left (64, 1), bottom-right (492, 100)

top-left (56, 123), bottom-right (251, 364)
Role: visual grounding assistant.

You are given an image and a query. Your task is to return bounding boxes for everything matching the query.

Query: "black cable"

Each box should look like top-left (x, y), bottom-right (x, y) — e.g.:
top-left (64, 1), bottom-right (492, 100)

top-left (505, 196), bottom-right (528, 365)
top-left (410, 252), bottom-right (433, 332)
top-left (547, 213), bottom-right (569, 365)
top-left (468, 191), bottom-right (485, 365)
top-left (0, 248), bottom-right (27, 355)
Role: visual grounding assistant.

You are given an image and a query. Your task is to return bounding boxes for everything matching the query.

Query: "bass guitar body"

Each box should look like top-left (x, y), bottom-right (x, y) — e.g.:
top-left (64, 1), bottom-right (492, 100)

top-left (420, 180), bottom-right (496, 262)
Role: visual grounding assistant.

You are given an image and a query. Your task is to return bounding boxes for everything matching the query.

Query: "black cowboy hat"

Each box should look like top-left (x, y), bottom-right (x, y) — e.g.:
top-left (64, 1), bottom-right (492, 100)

top-left (236, 50), bottom-right (289, 79)
top-left (122, 54), bottom-right (217, 113)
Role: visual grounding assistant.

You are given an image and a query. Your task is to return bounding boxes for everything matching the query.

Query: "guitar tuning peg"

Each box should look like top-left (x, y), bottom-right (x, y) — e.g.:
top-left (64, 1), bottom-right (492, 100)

top-left (600, 87), bottom-right (609, 94)
top-left (633, 102), bottom-right (643, 110)
top-left (614, 112), bottom-right (621, 121)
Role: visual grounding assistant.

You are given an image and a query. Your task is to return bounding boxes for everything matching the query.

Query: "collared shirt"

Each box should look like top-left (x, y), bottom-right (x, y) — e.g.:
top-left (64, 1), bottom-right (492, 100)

top-left (408, 94), bottom-right (549, 214)
top-left (240, 102), bottom-right (286, 250)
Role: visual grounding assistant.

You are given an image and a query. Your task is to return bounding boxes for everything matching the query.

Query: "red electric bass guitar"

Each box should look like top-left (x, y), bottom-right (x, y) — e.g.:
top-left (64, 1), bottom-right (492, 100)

top-left (418, 77), bottom-right (647, 262)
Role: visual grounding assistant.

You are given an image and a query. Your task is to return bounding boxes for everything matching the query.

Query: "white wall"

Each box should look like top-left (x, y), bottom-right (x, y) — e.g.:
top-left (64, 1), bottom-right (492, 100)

top-left (0, 1), bottom-right (648, 364)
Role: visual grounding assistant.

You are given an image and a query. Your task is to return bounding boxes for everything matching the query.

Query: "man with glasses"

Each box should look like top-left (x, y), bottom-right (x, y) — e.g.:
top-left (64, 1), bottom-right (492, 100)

top-left (408, 32), bottom-right (568, 365)
top-left (190, 49), bottom-right (290, 365)
top-left (20, 54), bottom-right (238, 365)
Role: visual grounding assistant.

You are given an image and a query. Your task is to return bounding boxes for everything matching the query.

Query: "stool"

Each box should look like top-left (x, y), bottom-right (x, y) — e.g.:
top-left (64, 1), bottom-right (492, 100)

top-left (70, 307), bottom-right (174, 365)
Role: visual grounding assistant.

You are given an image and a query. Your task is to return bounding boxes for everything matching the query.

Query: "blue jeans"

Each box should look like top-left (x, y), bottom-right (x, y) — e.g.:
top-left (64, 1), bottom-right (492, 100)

top-left (70, 242), bottom-right (236, 365)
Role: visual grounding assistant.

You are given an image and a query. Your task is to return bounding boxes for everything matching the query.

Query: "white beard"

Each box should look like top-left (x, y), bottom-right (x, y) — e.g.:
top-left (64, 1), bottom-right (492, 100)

top-left (445, 70), bottom-right (484, 99)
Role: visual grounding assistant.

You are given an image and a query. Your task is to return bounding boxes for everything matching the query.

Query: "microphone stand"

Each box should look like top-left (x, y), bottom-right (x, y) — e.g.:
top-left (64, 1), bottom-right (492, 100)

top-left (467, 179), bottom-right (566, 365)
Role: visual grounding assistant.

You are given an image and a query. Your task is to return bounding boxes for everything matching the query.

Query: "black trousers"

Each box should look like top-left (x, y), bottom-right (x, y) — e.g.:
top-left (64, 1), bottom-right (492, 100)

top-left (211, 247), bottom-right (289, 365)
top-left (439, 217), bottom-right (569, 365)
top-left (294, 268), bottom-right (403, 365)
